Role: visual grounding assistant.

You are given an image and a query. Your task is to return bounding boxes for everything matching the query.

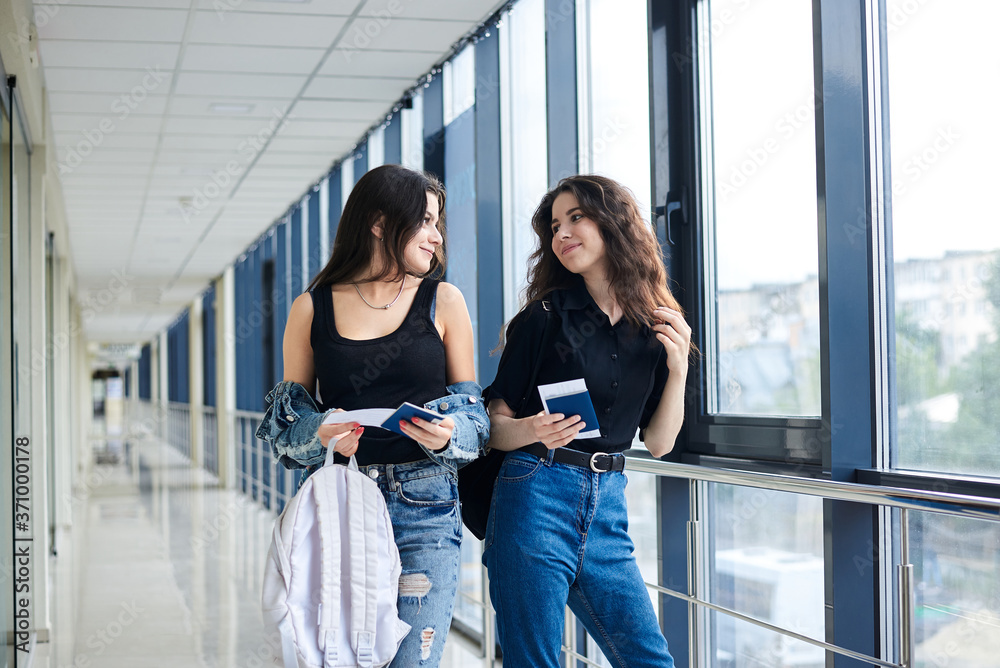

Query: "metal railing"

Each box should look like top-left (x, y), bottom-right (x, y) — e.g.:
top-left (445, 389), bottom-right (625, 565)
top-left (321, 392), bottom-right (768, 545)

top-left (203, 406), bottom-right (219, 476)
top-left (233, 409), bottom-right (298, 513)
top-left (622, 456), bottom-right (1000, 668)
top-left (167, 402), bottom-right (191, 459)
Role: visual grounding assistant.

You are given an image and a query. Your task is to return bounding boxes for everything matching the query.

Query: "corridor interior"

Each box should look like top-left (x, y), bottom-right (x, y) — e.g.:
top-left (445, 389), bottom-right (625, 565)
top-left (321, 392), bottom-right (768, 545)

top-left (34, 413), bottom-right (494, 668)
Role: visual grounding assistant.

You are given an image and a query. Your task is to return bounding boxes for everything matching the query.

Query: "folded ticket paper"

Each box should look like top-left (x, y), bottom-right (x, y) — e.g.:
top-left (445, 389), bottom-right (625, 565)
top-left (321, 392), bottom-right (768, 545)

top-left (537, 379), bottom-right (602, 439)
top-left (322, 402), bottom-right (446, 438)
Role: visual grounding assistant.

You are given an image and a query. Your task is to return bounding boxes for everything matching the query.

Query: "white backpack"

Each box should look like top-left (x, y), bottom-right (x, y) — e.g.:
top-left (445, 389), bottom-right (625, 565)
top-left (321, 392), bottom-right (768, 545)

top-left (262, 446), bottom-right (410, 667)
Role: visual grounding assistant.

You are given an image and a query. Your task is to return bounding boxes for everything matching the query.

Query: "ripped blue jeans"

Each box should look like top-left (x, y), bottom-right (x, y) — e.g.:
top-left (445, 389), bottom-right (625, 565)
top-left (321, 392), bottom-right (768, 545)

top-left (359, 458), bottom-right (461, 668)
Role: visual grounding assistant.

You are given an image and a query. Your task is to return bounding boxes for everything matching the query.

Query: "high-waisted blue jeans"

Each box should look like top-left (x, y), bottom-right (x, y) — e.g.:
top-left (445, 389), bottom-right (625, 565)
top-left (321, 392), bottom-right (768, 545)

top-left (483, 449), bottom-right (674, 668)
top-left (359, 459), bottom-right (462, 667)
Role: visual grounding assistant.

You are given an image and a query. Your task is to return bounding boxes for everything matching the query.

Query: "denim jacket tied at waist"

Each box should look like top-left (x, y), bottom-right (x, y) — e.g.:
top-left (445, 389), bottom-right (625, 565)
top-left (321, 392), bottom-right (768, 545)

top-left (254, 379), bottom-right (489, 475)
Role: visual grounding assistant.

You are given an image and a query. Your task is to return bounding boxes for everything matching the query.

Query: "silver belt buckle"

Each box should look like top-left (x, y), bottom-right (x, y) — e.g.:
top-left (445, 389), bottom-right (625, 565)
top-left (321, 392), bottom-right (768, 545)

top-left (589, 452), bottom-right (609, 473)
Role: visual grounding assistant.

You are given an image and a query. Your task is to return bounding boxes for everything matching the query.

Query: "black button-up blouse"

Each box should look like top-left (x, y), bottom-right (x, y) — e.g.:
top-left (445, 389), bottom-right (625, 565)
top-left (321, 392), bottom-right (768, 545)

top-left (485, 279), bottom-right (668, 454)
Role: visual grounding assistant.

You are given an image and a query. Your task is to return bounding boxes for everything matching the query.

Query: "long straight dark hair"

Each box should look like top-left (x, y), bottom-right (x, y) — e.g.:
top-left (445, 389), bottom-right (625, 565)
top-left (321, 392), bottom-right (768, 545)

top-left (307, 164), bottom-right (446, 291)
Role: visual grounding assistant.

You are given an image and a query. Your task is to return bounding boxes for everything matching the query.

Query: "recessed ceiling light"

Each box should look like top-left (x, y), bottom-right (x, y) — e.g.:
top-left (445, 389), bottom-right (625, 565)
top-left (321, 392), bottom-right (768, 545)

top-left (208, 102), bottom-right (255, 114)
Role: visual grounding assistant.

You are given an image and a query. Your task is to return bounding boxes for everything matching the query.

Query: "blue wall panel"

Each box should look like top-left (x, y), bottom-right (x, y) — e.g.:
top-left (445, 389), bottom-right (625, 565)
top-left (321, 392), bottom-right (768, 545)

top-left (235, 259), bottom-right (248, 410)
top-left (275, 221), bottom-right (288, 386)
top-left (327, 166), bottom-right (343, 247)
top-left (354, 142), bottom-right (369, 184)
top-left (202, 287), bottom-right (216, 407)
top-left (475, 32), bottom-right (503, 385)
top-left (423, 76), bottom-right (445, 182)
top-left (252, 244), bottom-right (265, 411)
top-left (444, 108), bottom-right (479, 378)
top-left (290, 208), bottom-right (304, 300)
top-left (307, 192), bottom-right (321, 284)
top-left (138, 343), bottom-right (152, 400)
top-left (167, 310), bottom-right (190, 403)
top-left (384, 117), bottom-right (402, 165)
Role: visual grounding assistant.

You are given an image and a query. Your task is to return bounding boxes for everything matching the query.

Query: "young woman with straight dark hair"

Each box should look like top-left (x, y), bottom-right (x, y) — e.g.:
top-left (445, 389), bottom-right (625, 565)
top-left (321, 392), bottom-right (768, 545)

top-left (257, 164), bottom-right (489, 667)
top-left (482, 175), bottom-right (691, 667)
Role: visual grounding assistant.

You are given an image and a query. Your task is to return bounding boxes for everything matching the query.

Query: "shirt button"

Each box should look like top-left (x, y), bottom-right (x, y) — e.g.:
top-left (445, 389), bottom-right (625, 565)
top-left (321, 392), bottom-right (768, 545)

top-left (440, 402), bottom-right (449, 411)
top-left (604, 407), bottom-right (611, 415)
top-left (610, 354), bottom-right (618, 361)
top-left (368, 469), bottom-right (379, 480)
top-left (286, 415), bottom-right (295, 422)
top-left (469, 396), bottom-right (478, 404)
top-left (611, 381), bottom-right (619, 389)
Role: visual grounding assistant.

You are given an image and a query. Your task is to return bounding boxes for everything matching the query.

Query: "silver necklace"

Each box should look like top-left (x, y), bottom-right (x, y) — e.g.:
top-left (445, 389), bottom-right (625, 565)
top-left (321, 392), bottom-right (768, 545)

top-left (353, 278), bottom-right (405, 310)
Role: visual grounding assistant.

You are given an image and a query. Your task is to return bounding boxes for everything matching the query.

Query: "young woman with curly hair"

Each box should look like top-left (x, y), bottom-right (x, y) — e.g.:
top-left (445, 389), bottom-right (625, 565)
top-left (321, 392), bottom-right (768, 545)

top-left (482, 174), bottom-right (691, 667)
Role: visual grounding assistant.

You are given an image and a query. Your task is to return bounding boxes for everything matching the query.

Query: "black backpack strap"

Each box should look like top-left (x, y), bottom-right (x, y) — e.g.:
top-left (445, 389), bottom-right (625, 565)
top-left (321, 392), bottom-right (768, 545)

top-left (515, 300), bottom-right (555, 420)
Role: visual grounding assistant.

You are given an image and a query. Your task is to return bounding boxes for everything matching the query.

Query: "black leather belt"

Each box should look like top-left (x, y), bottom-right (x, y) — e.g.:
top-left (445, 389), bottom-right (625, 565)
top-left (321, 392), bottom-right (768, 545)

top-left (521, 442), bottom-right (625, 473)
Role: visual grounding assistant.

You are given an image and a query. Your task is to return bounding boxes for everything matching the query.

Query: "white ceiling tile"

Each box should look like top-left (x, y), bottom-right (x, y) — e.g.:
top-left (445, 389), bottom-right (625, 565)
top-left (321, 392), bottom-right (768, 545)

top-left (56, 149), bottom-right (154, 164)
top-left (264, 136), bottom-right (351, 153)
top-left (38, 41), bottom-right (181, 70)
top-left (289, 99), bottom-right (387, 120)
top-left (188, 11), bottom-right (348, 48)
top-left (48, 92), bottom-right (170, 116)
top-left (36, 7), bottom-right (190, 42)
top-left (36, 0), bottom-right (192, 8)
top-left (162, 115), bottom-right (292, 135)
top-left (167, 95), bottom-right (293, 118)
top-left (302, 76), bottom-right (411, 101)
top-left (319, 48), bottom-right (436, 78)
top-left (44, 68), bottom-right (174, 95)
top-left (181, 44), bottom-right (325, 75)
top-left (173, 71), bottom-right (306, 98)
top-left (52, 113), bottom-right (165, 134)
top-left (337, 17), bottom-right (469, 54)
top-left (360, 0), bottom-right (503, 22)
top-left (159, 134), bottom-right (249, 150)
top-left (63, 163), bottom-right (156, 176)
top-left (56, 133), bottom-right (160, 154)
top-left (196, 0), bottom-right (359, 15)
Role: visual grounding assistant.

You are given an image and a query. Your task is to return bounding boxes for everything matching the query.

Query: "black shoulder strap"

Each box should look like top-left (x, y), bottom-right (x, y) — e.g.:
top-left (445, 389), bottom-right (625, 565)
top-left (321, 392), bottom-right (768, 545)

top-left (515, 300), bottom-right (555, 419)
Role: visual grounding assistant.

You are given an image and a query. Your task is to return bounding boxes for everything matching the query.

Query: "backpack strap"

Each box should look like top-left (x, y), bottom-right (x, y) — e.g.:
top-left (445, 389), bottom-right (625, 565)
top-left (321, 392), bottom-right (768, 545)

top-left (314, 467), bottom-right (344, 665)
top-left (514, 300), bottom-right (555, 420)
top-left (347, 468), bottom-right (380, 667)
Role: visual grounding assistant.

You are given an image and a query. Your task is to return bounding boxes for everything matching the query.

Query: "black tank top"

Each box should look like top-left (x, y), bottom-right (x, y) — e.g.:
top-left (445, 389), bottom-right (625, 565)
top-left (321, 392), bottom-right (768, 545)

top-left (310, 278), bottom-right (448, 465)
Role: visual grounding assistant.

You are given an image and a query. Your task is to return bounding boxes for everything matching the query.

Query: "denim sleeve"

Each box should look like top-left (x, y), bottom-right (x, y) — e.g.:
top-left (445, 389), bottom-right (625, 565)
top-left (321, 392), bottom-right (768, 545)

top-left (422, 380), bottom-right (490, 464)
top-left (254, 381), bottom-right (332, 469)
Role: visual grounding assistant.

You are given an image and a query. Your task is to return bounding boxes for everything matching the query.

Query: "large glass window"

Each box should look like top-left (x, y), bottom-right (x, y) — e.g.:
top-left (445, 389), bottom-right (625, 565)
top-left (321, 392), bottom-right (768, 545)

top-left (581, 0), bottom-right (652, 217)
top-left (702, 0), bottom-right (821, 417)
top-left (500, 0), bottom-right (548, 321)
top-left (909, 512), bottom-right (1000, 667)
top-left (710, 485), bottom-right (824, 665)
top-left (887, 0), bottom-right (1000, 477)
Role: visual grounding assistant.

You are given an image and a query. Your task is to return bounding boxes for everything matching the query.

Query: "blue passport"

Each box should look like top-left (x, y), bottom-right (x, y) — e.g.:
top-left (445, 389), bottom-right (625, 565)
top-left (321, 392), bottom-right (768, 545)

top-left (537, 380), bottom-right (602, 439)
top-left (379, 402), bottom-right (446, 437)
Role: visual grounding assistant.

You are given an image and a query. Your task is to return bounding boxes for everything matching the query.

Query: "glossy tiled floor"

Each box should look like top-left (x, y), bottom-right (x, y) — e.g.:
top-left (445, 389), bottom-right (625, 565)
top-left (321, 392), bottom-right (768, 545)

top-left (33, 433), bottom-right (495, 668)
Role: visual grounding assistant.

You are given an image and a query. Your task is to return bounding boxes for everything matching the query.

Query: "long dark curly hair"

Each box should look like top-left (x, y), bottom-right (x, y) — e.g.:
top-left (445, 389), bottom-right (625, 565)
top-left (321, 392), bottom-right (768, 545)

top-left (495, 175), bottom-right (687, 352)
top-left (536, 174), bottom-right (681, 311)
